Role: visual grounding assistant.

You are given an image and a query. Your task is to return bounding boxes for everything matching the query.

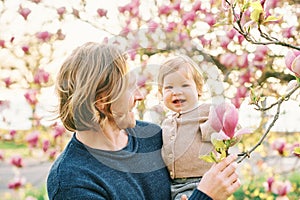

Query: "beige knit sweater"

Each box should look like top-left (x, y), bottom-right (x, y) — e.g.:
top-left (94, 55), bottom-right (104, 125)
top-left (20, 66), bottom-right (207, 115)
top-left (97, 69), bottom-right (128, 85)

top-left (161, 103), bottom-right (215, 179)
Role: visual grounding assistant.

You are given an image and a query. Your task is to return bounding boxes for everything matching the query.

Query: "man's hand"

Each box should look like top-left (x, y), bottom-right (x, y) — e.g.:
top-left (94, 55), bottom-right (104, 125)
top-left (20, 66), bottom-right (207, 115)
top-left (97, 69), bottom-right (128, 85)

top-left (197, 154), bottom-right (241, 200)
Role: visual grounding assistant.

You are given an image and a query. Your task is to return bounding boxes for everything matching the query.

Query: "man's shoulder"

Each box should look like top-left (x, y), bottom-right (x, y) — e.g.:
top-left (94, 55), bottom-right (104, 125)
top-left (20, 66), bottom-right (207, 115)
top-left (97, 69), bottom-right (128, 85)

top-left (135, 120), bottom-right (161, 130)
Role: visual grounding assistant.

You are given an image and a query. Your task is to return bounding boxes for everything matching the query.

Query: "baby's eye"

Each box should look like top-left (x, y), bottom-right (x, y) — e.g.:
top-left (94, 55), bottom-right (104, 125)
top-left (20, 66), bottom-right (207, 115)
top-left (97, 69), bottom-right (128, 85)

top-left (164, 86), bottom-right (173, 90)
top-left (182, 84), bottom-right (190, 87)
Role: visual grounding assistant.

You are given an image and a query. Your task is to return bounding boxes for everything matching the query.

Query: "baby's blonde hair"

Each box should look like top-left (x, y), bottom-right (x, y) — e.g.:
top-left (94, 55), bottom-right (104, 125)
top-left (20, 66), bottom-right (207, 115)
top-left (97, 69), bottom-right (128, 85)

top-left (56, 42), bottom-right (128, 132)
top-left (158, 54), bottom-right (204, 96)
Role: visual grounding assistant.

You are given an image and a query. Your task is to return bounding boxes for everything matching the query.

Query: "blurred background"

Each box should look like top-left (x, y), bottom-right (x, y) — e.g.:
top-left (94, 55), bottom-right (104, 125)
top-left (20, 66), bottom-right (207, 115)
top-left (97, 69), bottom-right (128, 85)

top-left (0, 0), bottom-right (300, 199)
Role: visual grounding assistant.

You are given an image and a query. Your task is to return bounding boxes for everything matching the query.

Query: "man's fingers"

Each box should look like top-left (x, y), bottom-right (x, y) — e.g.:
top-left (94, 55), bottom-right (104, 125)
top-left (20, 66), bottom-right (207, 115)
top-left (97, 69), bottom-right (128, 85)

top-left (227, 178), bottom-right (241, 194)
top-left (221, 161), bottom-right (237, 177)
top-left (216, 154), bottom-right (237, 172)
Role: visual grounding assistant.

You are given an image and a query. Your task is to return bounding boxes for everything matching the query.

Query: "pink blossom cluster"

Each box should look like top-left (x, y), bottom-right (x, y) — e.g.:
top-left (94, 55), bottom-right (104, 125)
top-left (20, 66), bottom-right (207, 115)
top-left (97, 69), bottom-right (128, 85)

top-left (208, 102), bottom-right (250, 140)
top-left (285, 50), bottom-right (300, 77)
top-left (272, 138), bottom-right (300, 157)
top-left (264, 177), bottom-right (292, 198)
top-left (33, 68), bottom-right (50, 85)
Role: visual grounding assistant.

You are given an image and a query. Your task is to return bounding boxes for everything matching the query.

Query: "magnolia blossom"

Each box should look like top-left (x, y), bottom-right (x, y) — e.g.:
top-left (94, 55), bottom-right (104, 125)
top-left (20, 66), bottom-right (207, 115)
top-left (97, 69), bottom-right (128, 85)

top-left (263, 177), bottom-right (275, 192)
top-left (10, 155), bottom-right (23, 168)
top-left (3, 77), bottom-right (12, 87)
top-left (52, 123), bottom-right (66, 139)
top-left (26, 131), bottom-right (40, 148)
top-left (285, 49), bottom-right (300, 77)
top-left (42, 139), bottom-right (50, 152)
top-left (271, 138), bottom-right (287, 156)
top-left (0, 39), bottom-right (5, 48)
top-left (57, 7), bottom-right (66, 16)
top-left (8, 177), bottom-right (26, 190)
top-left (18, 7), bottom-right (31, 20)
top-left (24, 89), bottom-right (38, 106)
top-left (97, 8), bottom-right (107, 17)
top-left (147, 20), bottom-right (159, 33)
top-left (271, 180), bottom-right (292, 197)
top-left (209, 102), bottom-right (250, 140)
top-left (0, 150), bottom-right (4, 161)
top-left (33, 68), bottom-right (50, 85)
top-left (36, 31), bottom-right (52, 42)
top-left (22, 45), bottom-right (29, 54)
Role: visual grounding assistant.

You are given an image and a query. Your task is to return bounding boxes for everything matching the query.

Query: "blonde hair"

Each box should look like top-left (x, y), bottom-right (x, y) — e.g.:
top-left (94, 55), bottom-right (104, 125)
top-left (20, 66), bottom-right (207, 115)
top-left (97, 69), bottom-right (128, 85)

top-left (157, 54), bottom-right (204, 96)
top-left (56, 42), bottom-right (128, 132)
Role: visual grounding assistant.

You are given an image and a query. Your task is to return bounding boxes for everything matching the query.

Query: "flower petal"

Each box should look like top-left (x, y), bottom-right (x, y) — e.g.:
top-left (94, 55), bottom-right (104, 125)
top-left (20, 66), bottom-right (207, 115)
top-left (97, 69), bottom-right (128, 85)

top-left (222, 103), bottom-right (238, 138)
top-left (211, 131), bottom-right (230, 141)
top-left (291, 55), bottom-right (300, 77)
top-left (235, 128), bottom-right (252, 136)
top-left (209, 105), bottom-right (223, 132)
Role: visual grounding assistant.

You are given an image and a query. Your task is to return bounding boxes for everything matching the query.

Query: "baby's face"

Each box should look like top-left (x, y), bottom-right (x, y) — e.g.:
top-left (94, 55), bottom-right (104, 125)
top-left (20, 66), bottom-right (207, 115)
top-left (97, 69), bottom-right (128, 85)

top-left (162, 67), bottom-right (199, 113)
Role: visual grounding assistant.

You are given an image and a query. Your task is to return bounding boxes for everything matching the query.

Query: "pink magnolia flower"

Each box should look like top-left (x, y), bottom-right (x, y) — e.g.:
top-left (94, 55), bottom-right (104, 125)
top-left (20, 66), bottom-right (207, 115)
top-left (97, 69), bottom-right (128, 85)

top-left (148, 20), bottom-right (159, 33)
top-left (285, 49), bottom-right (300, 77)
top-left (42, 139), bottom-right (50, 152)
top-left (34, 68), bottom-right (50, 85)
top-left (220, 53), bottom-right (237, 68)
top-left (52, 123), bottom-right (66, 139)
top-left (192, 1), bottom-right (202, 12)
top-left (24, 89), bottom-right (38, 106)
top-left (271, 138), bottom-right (287, 156)
top-left (219, 36), bottom-right (230, 49)
top-left (232, 86), bottom-right (248, 108)
top-left (209, 102), bottom-right (250, 140)
top-left (166, 22), bottom-right (177, 32)
top-left (172, 2), bottom-right (181, 12)
top-left (10, 155), bottom-right (23, 168)
top-left (0, 39), bottom-right (5, 48)
top-left (118, 0), bottom-right (140, 16)
top-left (49, 149), bottom-right (57, 160)
top-left (8, 177), bottom-right (26, 190)
top-left (36, 31), bottom-right (52, 42)
top-left (57, 7), bottom-right (66, 17)
top-left (204, 14), bottom-right (216, 27)
top-left (226, 29), bottom-right (237, 40)
top-left (0, 150), bottom-right (4, 161)
top-left (271, 180), bottom-right (292, 197)
top-left (198, 36), bottom-right (211, 46)
top-left (282, 26), bottom-right (295, 38)
top-left (291, 143), bottom-right (300, 157)
top-left (22, 45), bottom-right (29, 54)
top-left (237, 53), bottom-right (249, 68)
top-left (9, 130), bottom-right (17, 138)
top-left (267, 177), bottom-right (275, 192)
top-left (158, 5), bottom-right (172, 15)
top-left (97, 8), bottom-right (107, 17)
top-left (26, 131), bottom-right (39, 148)
top-left (3, 77), bottom-right (12, 87)
top-left (18, 7), bottom-right (31, 20)
top-left (182, 11), bottom-right (197, 26)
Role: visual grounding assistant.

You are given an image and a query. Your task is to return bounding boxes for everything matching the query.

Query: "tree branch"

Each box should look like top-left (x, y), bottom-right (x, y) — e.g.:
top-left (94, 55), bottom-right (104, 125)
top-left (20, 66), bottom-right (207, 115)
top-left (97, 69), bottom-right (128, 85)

top-left (237, 83), bottom-right (300, 163)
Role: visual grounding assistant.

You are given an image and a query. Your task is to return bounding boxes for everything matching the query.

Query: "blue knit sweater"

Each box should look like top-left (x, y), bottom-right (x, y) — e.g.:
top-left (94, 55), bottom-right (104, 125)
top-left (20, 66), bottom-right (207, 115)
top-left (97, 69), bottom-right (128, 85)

top-left (47, 120), bottom-right (212, 200)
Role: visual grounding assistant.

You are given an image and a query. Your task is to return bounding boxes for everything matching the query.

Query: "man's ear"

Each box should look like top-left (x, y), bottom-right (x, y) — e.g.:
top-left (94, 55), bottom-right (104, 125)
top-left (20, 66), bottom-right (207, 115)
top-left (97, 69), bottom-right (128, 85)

top-left (95, 99), bottom-right (105, 111)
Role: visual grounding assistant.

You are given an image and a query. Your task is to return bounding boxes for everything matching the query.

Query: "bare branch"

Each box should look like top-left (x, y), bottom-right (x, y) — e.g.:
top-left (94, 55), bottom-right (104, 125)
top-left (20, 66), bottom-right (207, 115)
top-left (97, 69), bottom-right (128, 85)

top-left (237, 82), bottom-right (300, 163)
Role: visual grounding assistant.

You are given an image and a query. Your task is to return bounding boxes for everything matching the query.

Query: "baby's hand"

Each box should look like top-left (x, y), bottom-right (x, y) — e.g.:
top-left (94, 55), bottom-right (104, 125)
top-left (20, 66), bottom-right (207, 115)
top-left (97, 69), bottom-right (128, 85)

top-left (180, 194), bottom-right (188, 200)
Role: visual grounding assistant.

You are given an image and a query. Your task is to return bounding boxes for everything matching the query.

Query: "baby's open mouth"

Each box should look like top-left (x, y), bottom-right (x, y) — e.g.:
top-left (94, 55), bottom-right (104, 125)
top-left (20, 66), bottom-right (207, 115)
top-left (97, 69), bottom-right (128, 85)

top-left (172, 99), bottom-right (185, 104)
